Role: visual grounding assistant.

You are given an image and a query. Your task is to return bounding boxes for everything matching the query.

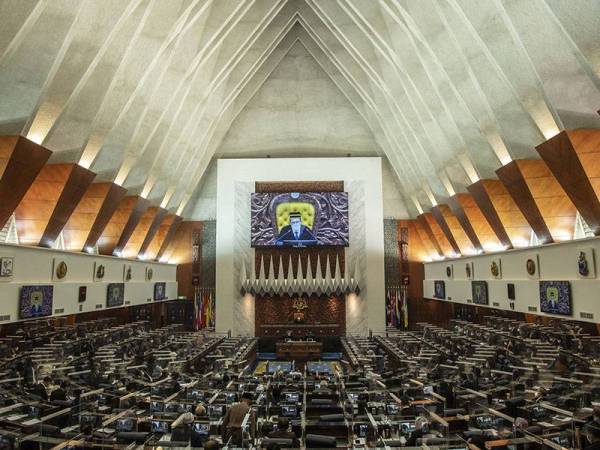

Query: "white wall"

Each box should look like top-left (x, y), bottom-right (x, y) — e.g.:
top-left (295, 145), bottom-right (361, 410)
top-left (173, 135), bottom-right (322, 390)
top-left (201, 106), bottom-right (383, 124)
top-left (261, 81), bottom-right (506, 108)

top-left (215, 157), bottom-right (386, 336)
top-left (0, 243), bottom-right (177, 323)
top-left (423, 237), bottom-right (600, 323)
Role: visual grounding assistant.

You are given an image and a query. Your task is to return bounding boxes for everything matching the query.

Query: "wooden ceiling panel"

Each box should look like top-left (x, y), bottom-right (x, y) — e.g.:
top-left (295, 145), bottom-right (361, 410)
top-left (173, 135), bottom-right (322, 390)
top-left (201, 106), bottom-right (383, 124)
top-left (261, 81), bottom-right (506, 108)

top-left (417, 213), bottom-right (445, 257)
top-left (155, 215), bottom-right (183, 262)
top-left (447, 194), bottom-right (484, 252)
top-left (14, 164), bottom-right (75, 245)
top-left (422, 211), bottom-right (455, 257)
top-left (453, 192), bottom-right (501, 251)
top-left (537, 129), bottom-right (600, 235)
top-left (496, 161), bottom-right (553, 244)
top-left (111, 196), bottom-right (150, 257)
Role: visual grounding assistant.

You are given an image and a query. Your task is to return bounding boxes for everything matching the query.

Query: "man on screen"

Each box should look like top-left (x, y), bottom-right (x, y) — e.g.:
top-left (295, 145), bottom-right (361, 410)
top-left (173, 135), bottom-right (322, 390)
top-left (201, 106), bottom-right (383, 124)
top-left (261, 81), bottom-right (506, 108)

top-left (276, 212), bottom-right (317, 246)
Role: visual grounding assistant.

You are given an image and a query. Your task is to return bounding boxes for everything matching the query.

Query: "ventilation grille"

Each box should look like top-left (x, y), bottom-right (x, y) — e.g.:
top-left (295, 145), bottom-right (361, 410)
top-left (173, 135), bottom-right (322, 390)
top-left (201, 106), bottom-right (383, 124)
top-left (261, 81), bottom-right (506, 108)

top-left (492, 302), bottom-right (500, 307)
top-left (125, 301), bottom-right (130, 305)
top-left (0, 315), bottom-right (11, 322)
top-left (466, 299), bottom-right (472, 304)
top-left (528, 306), bottom-right (538, 312)
top-left (54, 308), bottom-right (64, 314)
top-left (580, 312), bottom-right (594, 319)
top-left (96, 304), bottom-right (103, 309)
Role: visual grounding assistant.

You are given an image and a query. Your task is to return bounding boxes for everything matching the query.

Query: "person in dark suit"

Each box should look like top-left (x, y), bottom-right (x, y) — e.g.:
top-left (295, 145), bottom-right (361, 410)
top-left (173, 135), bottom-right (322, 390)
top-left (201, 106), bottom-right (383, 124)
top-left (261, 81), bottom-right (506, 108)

top-left (276, 213), bottom-right (317, 246)
top-left (585, 423), bottom-right (600, 450)
top-left (268, 417), bottom-right (299, 447)
top-left (50, 380), bottom-right (68, 402)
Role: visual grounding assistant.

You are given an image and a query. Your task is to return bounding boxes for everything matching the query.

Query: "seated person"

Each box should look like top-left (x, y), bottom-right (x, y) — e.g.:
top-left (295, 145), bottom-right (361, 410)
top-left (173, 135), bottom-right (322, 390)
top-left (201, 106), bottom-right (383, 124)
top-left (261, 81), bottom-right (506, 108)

top-left (585, 423), bottom-right (600, 450)
top-left (50, 380), bottom-right (69, 402)
top-left (171, 412), bottom-right (195, 442)
top-left (268, 417), bottom-right (299, 447)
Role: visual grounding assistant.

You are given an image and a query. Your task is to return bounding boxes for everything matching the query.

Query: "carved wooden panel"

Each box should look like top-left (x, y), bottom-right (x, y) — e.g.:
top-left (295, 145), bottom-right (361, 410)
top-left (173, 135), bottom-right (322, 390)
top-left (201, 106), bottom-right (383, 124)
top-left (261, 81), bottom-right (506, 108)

top-left (255, 181), bottom-right (344, 192)
top-left (496, 161), bottom-right (554, 244)
top-left (0, 136), bottom-right (52, 230)
top-left (537, 129), bottom-right (600, 235)
top-left (255, 294), bottom-right (345, 337)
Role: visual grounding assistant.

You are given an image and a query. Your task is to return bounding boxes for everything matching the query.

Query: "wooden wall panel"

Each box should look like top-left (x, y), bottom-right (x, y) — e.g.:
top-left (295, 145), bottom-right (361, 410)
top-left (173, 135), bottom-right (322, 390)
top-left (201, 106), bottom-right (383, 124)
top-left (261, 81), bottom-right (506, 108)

top-left (98, 196), bottom-right (139, 255)
top-left (537, 129), bottom-right (600, 235)
top-left (14, 164), bottom-right (75, 245)
top-left (418, 213), bottom-right (449, 256)
top-left (398, 219), bottom-right (429, 262)
top-left (447, 194), bottom-right (485, 252)
top-left (155, 216), bottom-right (183, 261)
top-left (467, 180), bottom-right (514, 249)
top-left (82, 183), bottom-right (127, 251)
top-left (452, 193), bottom-right (501, 252)
top-left (0, 136), bottom-right (52, 229)
top-left (476, 179), bottom-right (530, 247)
top-left (112, 196), bottom-right (150, 256)
top-left (122, 206), bottom-right (161, 258)
top-left (516, 160), bottom-right (577, 242)
top-left (39, 165), bottom-right (95, 247)
top-left (430, 205), bottom-right (465, 255)
top-left (168, 221), bottom-right (202, 300)
top-left (496, 162), bottom-right (553, 244)
top-left (63, 183), bottom-right (110, 251)
top-left (413, 218), bottom-right (441, 259)
top-left (138, 208), bottom-right (168, 257)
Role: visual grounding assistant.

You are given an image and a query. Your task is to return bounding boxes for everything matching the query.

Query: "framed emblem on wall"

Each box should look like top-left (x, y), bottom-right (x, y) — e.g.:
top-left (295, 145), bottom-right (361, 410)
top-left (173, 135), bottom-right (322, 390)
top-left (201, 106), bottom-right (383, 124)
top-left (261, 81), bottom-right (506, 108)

top-left (52, 259), bottom-right (68, 281)
top-left (465, 262), bottom-right (473, 280)
top-left (153, 282), bottom-right (166, 301)
top-left (445, 264), bottom-right (453, 279)
top-left (490, 259), bottom-right (502, 279)
top-left (94, 262), bottom-right (105, 281)
top-left (525, 254), bottom-right (539, 279)
top-left (577, 248), bottom-right (595, 279)
top-left (20, 285), bottom-right (53, 319)
top-left (0, 257), bottom-right (14, 280)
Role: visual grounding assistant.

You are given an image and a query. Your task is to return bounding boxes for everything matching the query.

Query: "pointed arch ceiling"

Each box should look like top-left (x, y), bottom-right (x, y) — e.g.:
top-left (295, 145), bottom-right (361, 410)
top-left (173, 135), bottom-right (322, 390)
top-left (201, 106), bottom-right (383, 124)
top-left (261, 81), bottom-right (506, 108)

top-left (0, 0), bottom-right (598, 218)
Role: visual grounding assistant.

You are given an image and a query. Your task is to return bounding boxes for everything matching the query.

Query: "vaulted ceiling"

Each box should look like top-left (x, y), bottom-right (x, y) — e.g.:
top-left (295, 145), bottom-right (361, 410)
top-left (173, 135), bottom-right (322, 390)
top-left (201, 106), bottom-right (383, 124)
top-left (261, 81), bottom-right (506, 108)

top-left (1, 0), bottom-right (599, 219)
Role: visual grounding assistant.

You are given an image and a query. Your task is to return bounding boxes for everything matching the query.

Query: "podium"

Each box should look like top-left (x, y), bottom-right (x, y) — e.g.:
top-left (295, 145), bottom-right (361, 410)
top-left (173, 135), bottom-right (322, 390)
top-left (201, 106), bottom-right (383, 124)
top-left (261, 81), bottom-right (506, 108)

top-left (276, 341), bottom-right (322, 360)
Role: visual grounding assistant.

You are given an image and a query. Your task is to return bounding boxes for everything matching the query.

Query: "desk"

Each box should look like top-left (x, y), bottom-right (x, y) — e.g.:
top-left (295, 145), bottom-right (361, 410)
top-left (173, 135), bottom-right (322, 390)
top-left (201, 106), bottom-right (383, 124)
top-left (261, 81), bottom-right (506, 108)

top-left (276, 341), bottom-right (322, 360)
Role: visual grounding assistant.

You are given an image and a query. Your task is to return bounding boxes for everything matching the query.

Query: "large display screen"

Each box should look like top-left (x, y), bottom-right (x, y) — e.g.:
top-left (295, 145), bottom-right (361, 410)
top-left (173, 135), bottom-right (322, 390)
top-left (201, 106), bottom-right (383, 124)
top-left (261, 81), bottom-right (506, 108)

top-left (251, 192), bottom-right (349, 247)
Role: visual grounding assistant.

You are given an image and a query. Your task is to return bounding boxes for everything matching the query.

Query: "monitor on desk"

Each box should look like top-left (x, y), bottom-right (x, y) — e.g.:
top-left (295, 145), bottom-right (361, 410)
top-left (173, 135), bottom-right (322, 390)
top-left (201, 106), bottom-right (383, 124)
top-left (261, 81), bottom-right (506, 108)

top-left (209, 405), bottom-right (225, 418)
top-left (354, 423), bottom-right (369, 437)
top-left (165, 403), bottom-right (182, 413)
top-left (225, 392), bottom-right (237, 404)
top-left (400, 421), bottom-right (416, 434)
top-left (475, 415), bottom-right (494, 429)
top-left (150, 420), bottom-right (169, 434)
top-left (116, 417), bottom-right (135, 432)
top-left (423, 385), bottom-right (434, 395)
top-left (386, 403), bottom-right (399, 415)
top-left (80, 414), bottom-right (101, 428)
top-left (281, 405), bottom-right (298, 417)
top-left (28, 406), bottom-right (41, 418)
top-left (285, 392), bottom-right (300, 402)
top-left (191, 422), bottom-right (209, 439)
top-left (150, 401), bottom-right (164, 412)
top-left (189, 390), bottom-right (204, 401)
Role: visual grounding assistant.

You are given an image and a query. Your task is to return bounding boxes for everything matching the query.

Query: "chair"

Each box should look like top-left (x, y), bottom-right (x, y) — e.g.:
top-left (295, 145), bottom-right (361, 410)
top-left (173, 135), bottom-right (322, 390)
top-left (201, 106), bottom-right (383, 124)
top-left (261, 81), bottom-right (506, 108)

top-left (305, 434), bottom-right (336, 448)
